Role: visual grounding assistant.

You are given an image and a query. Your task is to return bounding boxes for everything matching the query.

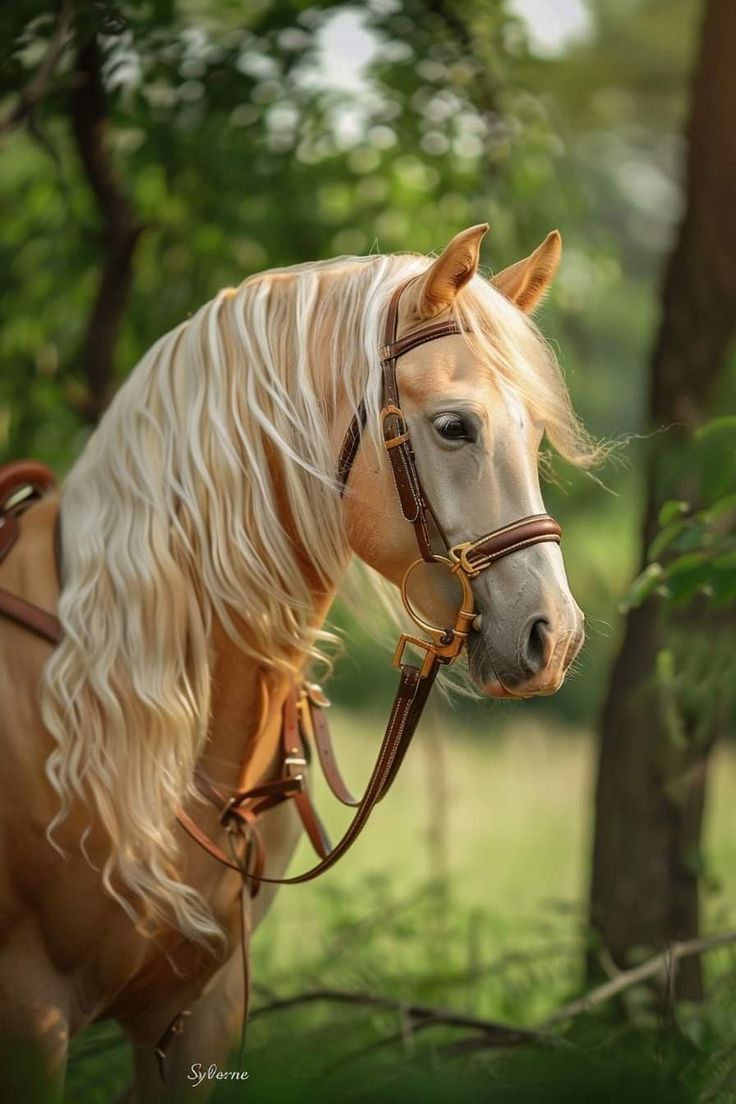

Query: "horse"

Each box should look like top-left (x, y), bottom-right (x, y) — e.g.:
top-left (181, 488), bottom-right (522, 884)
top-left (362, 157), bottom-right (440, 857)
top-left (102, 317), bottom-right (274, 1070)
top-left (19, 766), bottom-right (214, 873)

top-left (0, 224), bottom-right (597, 1100)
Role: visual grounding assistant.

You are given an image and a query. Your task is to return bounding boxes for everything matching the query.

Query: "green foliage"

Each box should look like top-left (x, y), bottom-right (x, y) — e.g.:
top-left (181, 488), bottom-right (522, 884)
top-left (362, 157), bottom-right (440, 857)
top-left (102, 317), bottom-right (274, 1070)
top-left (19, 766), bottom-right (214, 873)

top-left (627, 419), bottom-right (736, 610)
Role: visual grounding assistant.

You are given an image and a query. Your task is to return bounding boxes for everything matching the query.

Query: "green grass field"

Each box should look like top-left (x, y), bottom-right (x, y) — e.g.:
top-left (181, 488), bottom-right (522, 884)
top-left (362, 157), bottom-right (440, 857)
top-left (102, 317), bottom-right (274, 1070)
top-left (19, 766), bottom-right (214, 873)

top-left (55, 710), bottom-right (736, 1102)
top-left (255, 708), bottom-right (736, 1001)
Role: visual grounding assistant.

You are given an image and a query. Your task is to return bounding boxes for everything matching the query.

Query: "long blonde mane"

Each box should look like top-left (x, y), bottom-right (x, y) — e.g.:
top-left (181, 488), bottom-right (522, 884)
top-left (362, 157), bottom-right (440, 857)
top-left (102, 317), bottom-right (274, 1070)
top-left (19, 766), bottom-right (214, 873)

top-left (41, 250), bottom-right (600, 945)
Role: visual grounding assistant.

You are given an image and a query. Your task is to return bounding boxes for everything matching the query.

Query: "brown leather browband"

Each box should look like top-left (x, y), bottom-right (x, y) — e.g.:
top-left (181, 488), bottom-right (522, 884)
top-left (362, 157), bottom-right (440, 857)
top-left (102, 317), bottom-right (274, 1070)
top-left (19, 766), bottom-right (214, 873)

top-left (0, 276), bottom-right (561, 1071)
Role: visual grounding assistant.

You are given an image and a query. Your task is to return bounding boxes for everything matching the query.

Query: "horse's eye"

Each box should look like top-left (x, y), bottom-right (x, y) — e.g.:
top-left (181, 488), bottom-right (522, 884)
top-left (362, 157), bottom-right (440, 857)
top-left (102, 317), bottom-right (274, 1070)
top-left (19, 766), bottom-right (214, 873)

top-left (433, 413), bottom-right (470, 441)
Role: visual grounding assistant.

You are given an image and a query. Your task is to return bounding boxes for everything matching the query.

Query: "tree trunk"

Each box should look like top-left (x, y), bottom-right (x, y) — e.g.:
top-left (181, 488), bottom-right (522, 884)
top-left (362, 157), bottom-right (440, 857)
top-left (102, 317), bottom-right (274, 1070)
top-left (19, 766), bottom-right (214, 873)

top-left (69, 36), bottom-right (143, 424)
top-left (589, 0), bottom-right (736, 1001)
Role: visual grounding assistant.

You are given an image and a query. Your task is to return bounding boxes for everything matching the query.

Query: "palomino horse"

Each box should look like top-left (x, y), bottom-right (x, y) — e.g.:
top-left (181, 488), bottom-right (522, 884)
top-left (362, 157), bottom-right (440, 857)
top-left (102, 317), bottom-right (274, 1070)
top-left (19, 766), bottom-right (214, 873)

top-left (0, 225), bottom-right (594, 1099)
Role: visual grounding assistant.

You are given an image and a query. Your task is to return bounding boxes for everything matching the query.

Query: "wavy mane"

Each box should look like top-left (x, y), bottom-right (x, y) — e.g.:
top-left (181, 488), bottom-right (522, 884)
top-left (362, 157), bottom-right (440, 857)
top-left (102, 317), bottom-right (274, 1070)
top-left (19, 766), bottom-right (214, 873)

top-left (41, 250), bottom-right (600, 945)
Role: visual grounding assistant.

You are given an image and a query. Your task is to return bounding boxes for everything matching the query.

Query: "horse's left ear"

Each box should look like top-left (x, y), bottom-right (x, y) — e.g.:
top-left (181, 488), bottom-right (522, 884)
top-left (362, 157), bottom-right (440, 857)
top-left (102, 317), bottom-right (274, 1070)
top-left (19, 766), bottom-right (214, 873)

top-left (491, 230), bottom-right (562, 313)
top-left (412, 223), bottom-right (489, 320)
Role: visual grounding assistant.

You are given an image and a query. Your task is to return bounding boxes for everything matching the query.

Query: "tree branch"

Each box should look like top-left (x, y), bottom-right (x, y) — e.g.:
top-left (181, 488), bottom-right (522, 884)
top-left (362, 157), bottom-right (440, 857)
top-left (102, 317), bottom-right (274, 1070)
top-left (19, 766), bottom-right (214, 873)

top-left (251, 986), bottom-right (556, 1047)
top-left (546, 931), bottom-right (736, 1027)
top-left (0, 0), bottom-right (74, 137)
top-left (69, 35), bottom-right (143, 423)
top-left (250, 932), bottom-right (736, 1064)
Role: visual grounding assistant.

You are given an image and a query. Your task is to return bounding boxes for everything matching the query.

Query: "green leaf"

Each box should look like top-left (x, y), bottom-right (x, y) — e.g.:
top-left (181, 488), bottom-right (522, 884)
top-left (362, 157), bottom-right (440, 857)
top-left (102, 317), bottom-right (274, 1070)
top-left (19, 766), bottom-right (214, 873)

top-left (694, 416), bottom-right (736, 440)
top-left (660, 552), bottom-right (712, 604)
top-left (624, 562), bottom-right (664, 610)
top-left (700, 494), bottom-right (736, 526)
top-left (648, 517), bottom-right (689, 560)
top-left (656, 647), bottom-right (675, 682)
top-left (658, 499), bottom-right (690, 527)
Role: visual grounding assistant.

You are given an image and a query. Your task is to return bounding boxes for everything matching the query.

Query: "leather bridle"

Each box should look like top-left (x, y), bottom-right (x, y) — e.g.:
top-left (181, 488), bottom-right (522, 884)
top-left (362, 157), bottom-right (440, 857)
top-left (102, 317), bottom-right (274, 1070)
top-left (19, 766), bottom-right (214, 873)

top-left (338, 278), bottom-right (562, 678)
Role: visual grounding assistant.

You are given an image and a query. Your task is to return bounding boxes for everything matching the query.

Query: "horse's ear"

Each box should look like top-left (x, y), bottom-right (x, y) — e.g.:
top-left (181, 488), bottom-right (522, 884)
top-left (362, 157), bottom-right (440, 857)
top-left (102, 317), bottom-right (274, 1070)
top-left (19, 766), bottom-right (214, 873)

top-left (491, 230), bottom-right (562, 313)
top-left (412, 224), bottom-right (489, 320)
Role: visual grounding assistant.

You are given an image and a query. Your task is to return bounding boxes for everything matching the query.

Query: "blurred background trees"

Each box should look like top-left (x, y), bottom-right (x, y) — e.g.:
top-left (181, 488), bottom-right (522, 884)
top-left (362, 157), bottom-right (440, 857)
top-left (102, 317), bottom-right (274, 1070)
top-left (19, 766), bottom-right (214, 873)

top-left (589, 0), bottom-right (736, 1001)
top-left (1, 0), bottom-right (735, 1099)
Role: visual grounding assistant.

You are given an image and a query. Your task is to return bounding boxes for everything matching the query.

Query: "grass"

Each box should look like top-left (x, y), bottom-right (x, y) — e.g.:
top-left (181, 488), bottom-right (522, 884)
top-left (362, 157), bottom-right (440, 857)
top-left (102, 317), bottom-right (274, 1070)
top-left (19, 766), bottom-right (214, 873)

top-left (254, 706), bottom-right (594, 1005)
top-left (45, 710), bottom-right (736, 1101)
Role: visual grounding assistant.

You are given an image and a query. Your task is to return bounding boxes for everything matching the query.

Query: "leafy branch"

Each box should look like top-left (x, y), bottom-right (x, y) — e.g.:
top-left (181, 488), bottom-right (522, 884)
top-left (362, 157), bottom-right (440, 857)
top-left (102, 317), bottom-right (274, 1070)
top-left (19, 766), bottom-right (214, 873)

top-left (625, 419), bottom-right (736, 610)
top-left (0, 0), bottom-right (74, 138)
top-left (545, 930), bottom-right (736, 1027)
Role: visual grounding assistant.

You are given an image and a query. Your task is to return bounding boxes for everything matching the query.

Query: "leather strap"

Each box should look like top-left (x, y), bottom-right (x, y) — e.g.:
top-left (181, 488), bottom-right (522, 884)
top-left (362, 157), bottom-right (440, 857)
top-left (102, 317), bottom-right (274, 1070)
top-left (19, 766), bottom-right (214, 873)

top-left (336, 401), bottom-right (367, 497)
top-left (453, 514), bottom-right (562, 576)
top-left (380, 318), bottom-right (467, 367)
top-left (379, 285), bottom-right (450, 562)
top-left (336, 285), bottom-right (471, 506)
top-left (178, 657), bottom-right (438, 890)
top-left (311, 699), bottom-right (359, 807)
top-left (0, 588), bottom-right (62, 645)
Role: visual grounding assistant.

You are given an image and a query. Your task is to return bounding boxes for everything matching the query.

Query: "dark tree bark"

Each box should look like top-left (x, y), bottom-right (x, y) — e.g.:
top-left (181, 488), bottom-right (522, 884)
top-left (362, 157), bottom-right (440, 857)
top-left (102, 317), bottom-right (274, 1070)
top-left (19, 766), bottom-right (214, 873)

top-left (69, 36), bottom-right (143, 423)
top-left (589, 0), bottom-right (736, 1000)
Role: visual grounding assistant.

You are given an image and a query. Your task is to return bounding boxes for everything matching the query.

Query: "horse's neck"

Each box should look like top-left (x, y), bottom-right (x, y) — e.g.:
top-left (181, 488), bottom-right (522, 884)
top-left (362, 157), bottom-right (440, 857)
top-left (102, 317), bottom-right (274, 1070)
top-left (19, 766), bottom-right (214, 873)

top-left (202, 595), bottom-right (334, 793)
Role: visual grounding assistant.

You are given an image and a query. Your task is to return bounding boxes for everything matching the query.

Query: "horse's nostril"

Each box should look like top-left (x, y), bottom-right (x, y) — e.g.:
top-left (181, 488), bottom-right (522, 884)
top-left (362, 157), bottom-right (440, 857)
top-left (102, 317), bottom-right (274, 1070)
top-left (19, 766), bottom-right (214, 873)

top-left (524, 617), bottom-right (551, 674)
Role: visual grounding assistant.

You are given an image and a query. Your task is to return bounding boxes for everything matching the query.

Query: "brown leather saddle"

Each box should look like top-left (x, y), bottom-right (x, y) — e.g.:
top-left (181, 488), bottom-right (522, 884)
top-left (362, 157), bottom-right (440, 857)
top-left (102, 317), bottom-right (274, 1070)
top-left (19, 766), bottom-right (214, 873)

top-left (0, 460), bottom-right (62, 644)
top-left (0, 459), bottom-right (56, 559)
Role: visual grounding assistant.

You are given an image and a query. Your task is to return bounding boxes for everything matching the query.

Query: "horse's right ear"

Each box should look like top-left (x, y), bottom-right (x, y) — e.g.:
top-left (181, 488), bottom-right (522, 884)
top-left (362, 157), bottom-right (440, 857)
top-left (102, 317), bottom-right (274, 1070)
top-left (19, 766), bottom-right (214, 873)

top-left (411, 224), bottom-right (489, 321)
top-left (491, 230), bottom-right (562, 313)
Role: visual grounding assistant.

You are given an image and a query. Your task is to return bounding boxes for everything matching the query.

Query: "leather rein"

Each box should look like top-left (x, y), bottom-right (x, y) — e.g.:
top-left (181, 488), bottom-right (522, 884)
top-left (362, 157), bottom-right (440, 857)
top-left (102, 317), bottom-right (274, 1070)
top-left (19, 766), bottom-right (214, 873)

top-left (0, 278), bottom-right (561, 894)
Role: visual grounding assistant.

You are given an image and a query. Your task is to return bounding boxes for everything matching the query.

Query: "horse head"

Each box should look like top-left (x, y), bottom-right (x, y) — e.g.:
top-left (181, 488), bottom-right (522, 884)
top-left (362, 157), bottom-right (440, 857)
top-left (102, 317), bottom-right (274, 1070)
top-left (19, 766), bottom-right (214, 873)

top-left (343, 225), bottom-right (586, 698)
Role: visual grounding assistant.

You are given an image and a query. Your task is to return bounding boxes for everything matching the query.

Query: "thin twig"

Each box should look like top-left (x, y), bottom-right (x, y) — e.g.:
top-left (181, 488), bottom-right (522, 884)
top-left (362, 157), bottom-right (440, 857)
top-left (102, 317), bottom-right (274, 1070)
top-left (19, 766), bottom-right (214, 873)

top-left (251, 986), bottom-right (553, 1045)
top-left (0, 0), bottom-right (74, 137)
top-left (323, 1011), bottom-right (563, 1082)
top-left (545, 931), bottom-right (736, 1027)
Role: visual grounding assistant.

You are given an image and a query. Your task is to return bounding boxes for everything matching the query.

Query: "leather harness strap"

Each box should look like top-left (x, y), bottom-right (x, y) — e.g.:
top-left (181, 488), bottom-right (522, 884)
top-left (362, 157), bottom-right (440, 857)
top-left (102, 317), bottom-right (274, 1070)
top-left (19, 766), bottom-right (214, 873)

top-left (0, 589), bottom-right (61, 646)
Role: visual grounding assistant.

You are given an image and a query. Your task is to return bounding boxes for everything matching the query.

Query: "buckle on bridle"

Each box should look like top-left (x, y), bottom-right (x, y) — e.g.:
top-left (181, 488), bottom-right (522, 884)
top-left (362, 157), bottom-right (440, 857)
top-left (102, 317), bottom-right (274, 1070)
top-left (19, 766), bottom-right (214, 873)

top-left (381, 403), bottom-right (408, 450)
top-left (393, 633), bottom-right (449, 677)
top-left (219, 793), bottom-right (243, 826)
top-left (305, 682), bottom-right (330, 708)
top-left (448, 540), bottom-right (480, 578)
